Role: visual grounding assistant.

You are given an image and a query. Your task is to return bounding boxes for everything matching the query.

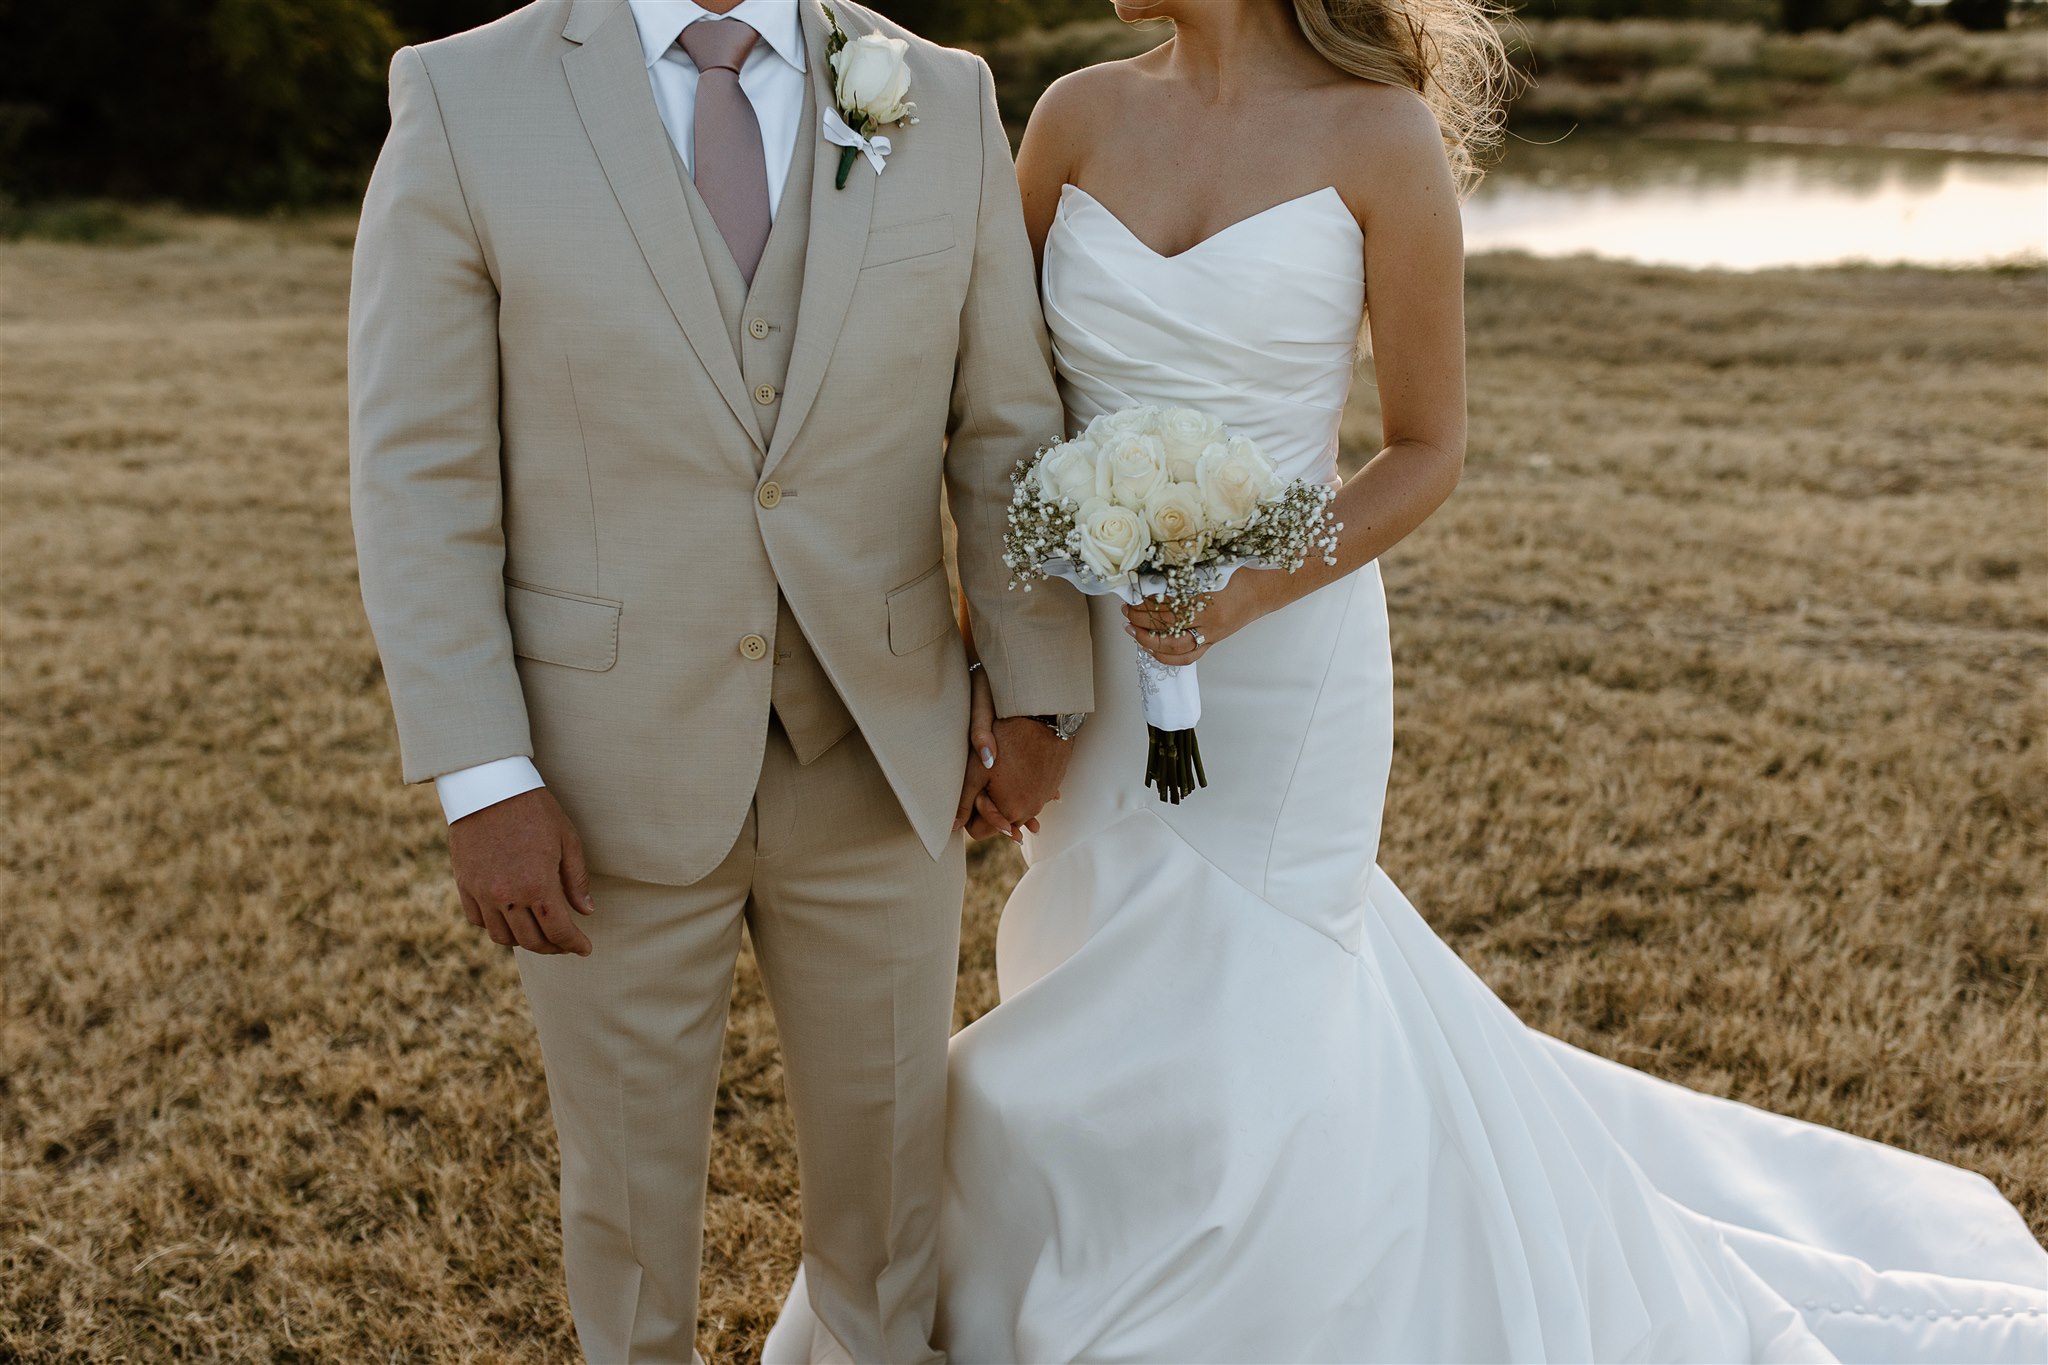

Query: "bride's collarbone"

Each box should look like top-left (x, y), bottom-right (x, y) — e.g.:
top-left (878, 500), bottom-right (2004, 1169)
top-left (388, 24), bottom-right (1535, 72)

top-left (1067, 73), bottom-right (1413, 255)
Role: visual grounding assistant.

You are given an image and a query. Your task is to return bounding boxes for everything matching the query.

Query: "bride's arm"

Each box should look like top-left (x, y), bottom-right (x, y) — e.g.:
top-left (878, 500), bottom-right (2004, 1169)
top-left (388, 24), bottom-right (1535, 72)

top-left (1015, 70), bottom-right (1106, 267)
top-left (1305, 89), bottom-right (1469, 587)
top-left (1127, 89), bottom-right (1468, 663)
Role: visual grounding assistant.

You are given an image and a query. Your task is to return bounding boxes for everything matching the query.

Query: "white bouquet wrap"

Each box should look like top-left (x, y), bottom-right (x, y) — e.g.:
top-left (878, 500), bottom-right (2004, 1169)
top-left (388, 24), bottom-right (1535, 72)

top-left (1004, 406), bottom-right (1341, 802)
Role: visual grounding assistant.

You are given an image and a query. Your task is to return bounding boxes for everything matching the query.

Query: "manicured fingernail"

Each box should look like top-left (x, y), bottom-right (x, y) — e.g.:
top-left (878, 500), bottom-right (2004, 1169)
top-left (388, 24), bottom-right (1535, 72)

top-left (980, 747), bottom-right (995, 769)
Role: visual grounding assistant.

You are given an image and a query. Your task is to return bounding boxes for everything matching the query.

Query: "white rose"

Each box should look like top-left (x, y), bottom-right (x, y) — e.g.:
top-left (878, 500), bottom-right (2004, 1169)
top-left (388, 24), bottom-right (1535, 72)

top-left (1073, 497), bottom-right (1151, 581)
top-left (831, 34), bottom-right (914, 126)
top-left (1196, 439), bottom-right (1278, 527)
top-left (1032, 440), bottom-right (1099, 506)
top-left (1226, 434), bottom-right (1282, 496)
top-left (1103, 405), bottom-right (1159, 436)
top-left (1158, 408), bottom-right (1223, 481)
top-left (1143, 480), bottom-right (1208, 552)
top-left (1097, 431), bottom-right (1167, 507)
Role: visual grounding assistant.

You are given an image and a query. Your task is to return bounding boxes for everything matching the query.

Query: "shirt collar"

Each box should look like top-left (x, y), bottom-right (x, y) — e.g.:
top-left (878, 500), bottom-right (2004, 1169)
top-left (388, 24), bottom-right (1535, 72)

top-left (627, 0), bottom-right (807, 75)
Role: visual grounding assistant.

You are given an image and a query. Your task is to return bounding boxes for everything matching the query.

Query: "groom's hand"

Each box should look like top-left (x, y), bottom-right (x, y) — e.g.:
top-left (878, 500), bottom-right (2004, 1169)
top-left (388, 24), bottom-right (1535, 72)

top-left (979, 718), bottom-right (1072, 838)
top-left (447, 788), bottom-right (596, 957)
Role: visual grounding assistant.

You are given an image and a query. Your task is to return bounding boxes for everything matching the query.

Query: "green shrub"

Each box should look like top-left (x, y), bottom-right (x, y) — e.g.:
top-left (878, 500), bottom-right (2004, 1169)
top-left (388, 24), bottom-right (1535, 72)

top-left (1639, 65), bottom-right (1720, 114)
top-left (1756, 33), bottom-right (1857, 81)
top-left (1506, 13), bottom-right (2047, 128)
top-left (1512, 18), bottom-right (1721, 79)
top-left (0, 198), bottom-right (165, 245)
top-left (1, 0), bottom-right (401, 209)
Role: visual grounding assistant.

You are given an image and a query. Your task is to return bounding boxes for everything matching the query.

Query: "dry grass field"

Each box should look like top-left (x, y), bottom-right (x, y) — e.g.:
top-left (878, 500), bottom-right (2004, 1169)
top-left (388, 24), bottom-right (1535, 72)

top-left (2, 213), bottom-right (2043, 1362)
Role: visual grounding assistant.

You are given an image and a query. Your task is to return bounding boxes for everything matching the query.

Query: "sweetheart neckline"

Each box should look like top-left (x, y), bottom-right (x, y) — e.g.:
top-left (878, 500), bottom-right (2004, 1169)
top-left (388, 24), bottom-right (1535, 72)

top-left (1057, 183), bottom-right (1358, 262)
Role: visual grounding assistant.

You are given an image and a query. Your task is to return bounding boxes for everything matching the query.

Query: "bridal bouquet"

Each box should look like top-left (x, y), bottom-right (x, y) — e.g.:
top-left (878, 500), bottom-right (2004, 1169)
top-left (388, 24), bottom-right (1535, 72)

top-left (1004, 405), bottom-right (1341, 802)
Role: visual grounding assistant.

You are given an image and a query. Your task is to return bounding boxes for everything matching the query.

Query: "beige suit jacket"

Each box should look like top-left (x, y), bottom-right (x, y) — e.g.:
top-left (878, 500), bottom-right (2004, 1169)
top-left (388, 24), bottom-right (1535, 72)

top-left (349, 0), bottom-right (1092, 886)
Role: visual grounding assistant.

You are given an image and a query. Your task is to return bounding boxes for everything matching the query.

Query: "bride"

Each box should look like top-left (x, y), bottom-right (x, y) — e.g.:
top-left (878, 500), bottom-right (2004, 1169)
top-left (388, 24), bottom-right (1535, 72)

top-left (771, 0), bottom-right (2047, 1360)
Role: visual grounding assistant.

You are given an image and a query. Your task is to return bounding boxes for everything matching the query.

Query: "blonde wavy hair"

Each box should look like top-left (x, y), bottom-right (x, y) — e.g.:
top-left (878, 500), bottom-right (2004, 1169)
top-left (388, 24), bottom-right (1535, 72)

top-left (1291, 0), bottom-right (1523, 198)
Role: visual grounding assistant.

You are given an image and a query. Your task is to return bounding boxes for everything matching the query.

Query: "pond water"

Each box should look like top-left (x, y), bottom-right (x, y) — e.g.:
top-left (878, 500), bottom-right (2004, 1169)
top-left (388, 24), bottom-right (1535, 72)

top-left (1462, 134), bottom-right (2048, 270)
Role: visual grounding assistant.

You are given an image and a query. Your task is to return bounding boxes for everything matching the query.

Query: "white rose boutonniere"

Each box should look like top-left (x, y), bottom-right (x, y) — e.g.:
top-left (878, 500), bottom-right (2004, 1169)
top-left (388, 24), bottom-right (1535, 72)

top-left (821, 3), bottom-right (916, 189)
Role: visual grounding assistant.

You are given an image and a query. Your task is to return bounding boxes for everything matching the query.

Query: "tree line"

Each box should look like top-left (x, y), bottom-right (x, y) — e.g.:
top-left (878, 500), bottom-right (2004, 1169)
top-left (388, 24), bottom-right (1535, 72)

top-left (0, 0), bottom-right (2022, 210)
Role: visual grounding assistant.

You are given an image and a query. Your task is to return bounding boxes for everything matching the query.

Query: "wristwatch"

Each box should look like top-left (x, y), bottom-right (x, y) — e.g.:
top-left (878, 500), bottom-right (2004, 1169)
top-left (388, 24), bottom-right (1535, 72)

top-left (1027, 712), bottom-right (1088, 741)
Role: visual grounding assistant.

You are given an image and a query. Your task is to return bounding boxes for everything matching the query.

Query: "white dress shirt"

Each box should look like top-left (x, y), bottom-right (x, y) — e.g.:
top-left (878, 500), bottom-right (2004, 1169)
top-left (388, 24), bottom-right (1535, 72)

top-left (434, 0), bottom-right (809, 824)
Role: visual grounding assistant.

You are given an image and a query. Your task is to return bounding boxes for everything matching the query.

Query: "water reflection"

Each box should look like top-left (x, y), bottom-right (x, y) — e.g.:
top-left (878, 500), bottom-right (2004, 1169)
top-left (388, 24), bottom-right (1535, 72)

top-left (1464, 135), bottom-right (2048, 269)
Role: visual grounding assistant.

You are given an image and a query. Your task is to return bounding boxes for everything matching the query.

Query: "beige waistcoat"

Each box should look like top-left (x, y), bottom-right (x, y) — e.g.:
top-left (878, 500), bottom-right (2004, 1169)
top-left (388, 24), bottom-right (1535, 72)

top-left (670, 88), bottom-right (854, 764)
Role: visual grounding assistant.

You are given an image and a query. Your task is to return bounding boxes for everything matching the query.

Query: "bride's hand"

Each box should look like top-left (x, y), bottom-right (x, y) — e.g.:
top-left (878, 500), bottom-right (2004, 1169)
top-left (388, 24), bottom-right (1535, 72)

top-left (954, 664), bottom-right (1040, 841)
top-left (1123, 570), bottom-right (1280, 669)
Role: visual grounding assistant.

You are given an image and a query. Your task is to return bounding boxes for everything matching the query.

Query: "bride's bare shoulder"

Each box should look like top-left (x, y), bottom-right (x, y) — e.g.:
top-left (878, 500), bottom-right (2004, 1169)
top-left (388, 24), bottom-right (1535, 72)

top-left (1319, 81), bottom-right (1458, 220)
top-left (1028, 55), bottom-right (1151, 136)
top-left (1020, 57), bottom-right (1153, 184)
top-left (1326, 80), bottom-right (1446, 158)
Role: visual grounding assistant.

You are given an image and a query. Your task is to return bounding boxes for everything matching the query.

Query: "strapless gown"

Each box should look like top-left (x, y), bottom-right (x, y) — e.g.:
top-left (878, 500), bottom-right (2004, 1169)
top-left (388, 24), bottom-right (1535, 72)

top-left (764, 184), bottom-right (2045, 1363)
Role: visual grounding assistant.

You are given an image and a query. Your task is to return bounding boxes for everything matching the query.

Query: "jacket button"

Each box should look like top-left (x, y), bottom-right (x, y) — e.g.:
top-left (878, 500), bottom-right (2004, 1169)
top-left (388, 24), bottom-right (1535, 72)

top-left (739, 633), bottom-right (768, 661)
top-left (748, 317), bottom-right (771, 340)
top-left (757, 481), bottom-right (782, 509)
top-left (753, 382), bottom-right (777, 406)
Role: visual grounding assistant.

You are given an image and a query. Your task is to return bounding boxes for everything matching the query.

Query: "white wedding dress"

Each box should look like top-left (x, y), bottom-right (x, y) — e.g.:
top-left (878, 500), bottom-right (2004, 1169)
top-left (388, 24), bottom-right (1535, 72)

top-left (764, 183), bottom-right (2046, 1363)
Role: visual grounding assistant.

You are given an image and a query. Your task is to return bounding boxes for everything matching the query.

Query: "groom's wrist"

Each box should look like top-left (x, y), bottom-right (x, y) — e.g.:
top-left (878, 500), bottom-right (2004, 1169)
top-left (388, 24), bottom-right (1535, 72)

top-left (435, 756), bottom-right (546, 824)
top-left (1018, 713), bottom-right (1087, 742)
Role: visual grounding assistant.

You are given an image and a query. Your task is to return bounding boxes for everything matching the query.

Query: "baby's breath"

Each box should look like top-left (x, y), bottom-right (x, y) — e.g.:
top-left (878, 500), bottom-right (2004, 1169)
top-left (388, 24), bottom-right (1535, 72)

top-left (1003, 415), bottom-right (1341, 634)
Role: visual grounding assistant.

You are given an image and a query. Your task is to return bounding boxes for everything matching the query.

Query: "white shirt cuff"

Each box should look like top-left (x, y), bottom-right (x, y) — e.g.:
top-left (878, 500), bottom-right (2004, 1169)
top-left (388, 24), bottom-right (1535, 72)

top-left (435, 756), bottom-right (545, 824)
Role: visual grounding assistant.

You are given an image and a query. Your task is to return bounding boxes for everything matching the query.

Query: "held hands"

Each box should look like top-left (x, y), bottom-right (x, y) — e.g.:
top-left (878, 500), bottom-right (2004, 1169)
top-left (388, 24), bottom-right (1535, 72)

top-left (953, 668), bottom-right (1074, 843)
top-left (447, 787), bottom-right (596, 956)
top-left (1124, 567), bottom-right (1281, 668)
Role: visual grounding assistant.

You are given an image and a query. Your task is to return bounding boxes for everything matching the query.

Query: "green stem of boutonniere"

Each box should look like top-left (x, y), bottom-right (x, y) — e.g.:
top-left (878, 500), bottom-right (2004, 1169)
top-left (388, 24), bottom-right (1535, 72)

top-left (823, 2), bottom-right (856, 190)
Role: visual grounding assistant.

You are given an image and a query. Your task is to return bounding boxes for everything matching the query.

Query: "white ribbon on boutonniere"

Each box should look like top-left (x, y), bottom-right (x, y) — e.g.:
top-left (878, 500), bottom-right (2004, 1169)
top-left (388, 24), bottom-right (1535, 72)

top-left (822, 107), bottom-right (892, 177)
top-left (820, 1), bottom-right (917, 189)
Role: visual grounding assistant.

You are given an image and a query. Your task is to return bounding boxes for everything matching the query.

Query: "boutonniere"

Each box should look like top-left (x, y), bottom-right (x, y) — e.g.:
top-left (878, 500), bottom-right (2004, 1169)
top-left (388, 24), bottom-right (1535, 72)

top-left (820, 2), bottom-right (916, 189)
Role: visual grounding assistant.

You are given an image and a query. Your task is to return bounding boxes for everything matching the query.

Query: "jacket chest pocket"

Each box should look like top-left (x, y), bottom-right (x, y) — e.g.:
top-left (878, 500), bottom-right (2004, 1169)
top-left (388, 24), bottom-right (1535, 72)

top-left (862, 214), bottom-right (954, 270)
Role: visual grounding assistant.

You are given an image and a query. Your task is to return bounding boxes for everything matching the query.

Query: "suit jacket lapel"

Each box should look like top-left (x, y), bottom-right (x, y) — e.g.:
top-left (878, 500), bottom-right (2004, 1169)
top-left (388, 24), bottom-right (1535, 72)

top-left (764, 0), bottom-right (878, 475)
top-left (562, 0), bottom-right (765, 452)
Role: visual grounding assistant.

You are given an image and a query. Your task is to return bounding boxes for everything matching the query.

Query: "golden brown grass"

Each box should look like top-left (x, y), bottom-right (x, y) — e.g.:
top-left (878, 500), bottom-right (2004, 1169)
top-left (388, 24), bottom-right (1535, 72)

top-left (2, 214), bottom-right (2043, 1362)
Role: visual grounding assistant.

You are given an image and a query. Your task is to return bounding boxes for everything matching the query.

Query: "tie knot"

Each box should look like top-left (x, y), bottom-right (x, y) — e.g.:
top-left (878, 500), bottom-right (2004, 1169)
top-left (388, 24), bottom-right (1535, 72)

top-left (677, 17), bottom-right (758, 75)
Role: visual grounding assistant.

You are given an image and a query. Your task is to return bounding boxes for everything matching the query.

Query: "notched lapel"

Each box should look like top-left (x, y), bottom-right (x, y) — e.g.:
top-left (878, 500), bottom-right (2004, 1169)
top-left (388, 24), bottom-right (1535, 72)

top-left (765, 0), bottom-right (881, 474)
top-left (562, 3), bottom-right (765, 452)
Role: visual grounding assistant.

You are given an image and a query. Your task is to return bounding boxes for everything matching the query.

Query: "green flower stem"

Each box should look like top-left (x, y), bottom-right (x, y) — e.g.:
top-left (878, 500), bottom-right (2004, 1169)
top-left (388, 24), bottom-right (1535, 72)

top-left (835, 144), bottom-right (859, 190)
top-left (1144, 725), bottom-right (1208, 804)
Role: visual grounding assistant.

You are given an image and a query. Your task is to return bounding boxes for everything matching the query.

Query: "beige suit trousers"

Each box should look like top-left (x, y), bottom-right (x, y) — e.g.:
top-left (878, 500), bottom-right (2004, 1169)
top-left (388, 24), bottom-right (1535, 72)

top-left (518, 722), bottom-right (965, 1363)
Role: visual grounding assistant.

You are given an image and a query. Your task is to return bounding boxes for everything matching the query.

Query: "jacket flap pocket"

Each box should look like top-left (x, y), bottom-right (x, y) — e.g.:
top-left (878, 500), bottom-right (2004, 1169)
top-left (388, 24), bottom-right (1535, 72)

top-left (886, 562), bottom-right (952, 657)
top-left (506, 581), bottom-right (621, 672)
top-left (862, 214), bottom-right (955, 269)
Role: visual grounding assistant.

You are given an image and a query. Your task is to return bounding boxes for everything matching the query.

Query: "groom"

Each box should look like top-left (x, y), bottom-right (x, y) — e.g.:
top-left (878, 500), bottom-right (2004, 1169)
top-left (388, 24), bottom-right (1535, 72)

top-left (347, 0), bottom-right (1092, 1359)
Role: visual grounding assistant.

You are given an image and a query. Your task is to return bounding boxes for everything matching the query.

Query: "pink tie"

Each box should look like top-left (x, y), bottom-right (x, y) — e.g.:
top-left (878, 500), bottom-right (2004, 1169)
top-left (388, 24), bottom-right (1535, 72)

top-left (678, 19), bottom-right (772, 284)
